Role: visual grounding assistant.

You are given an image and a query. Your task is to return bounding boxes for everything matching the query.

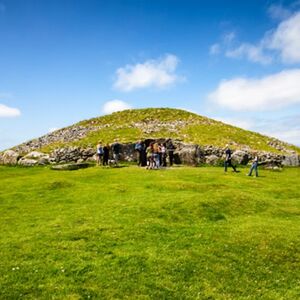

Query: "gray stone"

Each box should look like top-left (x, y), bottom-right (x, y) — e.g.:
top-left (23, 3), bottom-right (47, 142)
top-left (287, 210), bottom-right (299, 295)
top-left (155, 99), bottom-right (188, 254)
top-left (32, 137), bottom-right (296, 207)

top-left (18, 158), bottom-right (39, 166)
top-left (23, 151), bottom-right (49, 160)
top-left (174, 144), bottom-right (201, 165)
top-left (51, 163), bottom-right (91, 171)
top-left (205, 155), bottom-right (220, 165)
top-left (232, 150), bottom-right (249, 165)
top-left (282, 154), bottom-right (300, 167)
top-left (0, 150), bottom-right (19, 165)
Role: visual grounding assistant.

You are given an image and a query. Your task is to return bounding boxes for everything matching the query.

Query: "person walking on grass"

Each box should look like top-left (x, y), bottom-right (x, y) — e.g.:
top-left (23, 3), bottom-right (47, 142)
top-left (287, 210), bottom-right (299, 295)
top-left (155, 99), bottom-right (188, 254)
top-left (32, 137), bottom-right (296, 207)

top-left (248, 153), bottom-right (259, 177)
top-left (224, 144), bottom-right (237, 172)
top-left (96, 141), bottom-right (104, 166)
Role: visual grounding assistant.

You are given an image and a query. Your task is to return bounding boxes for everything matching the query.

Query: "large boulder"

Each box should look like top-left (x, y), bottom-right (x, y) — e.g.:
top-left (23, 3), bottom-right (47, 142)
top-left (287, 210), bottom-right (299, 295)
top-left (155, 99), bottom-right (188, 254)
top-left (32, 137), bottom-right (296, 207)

top-left (22, 151), bottom-right (50, 165)
top-left (257, 152), bottom-right (283, 167)
top-left (0, 150), bottom-right (20, 165)
top-left (282, 154), bottom-right (300, 167)
top-left (174, 144), bottom-right (201, 165)
top-left (50, 147), bottom-right (96, 164)
top-left (232, 150), bottom-right (249, 165)
top-left (18, 158), bottom-right (39, 166)
top-left (205, 154), bottom-right (221, 166)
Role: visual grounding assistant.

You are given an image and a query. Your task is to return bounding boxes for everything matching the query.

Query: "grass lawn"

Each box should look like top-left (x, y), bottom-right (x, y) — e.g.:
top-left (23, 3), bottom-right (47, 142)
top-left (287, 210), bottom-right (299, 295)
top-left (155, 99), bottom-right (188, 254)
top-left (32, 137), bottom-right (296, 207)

top-left (0, 165), bottom-right (299, 299)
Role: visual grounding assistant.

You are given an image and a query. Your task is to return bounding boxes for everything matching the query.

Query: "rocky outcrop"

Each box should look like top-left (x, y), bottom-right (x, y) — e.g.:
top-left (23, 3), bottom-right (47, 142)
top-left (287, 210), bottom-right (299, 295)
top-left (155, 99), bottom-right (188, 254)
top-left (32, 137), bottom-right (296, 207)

top-left (18, 158), bottom-right (39, 167)
top-left (1, 140), bottom-right (299, 167)
top-left (49, 147), bottom-right (96, 164)
top-left (231, 150), bottom-right (249, 165)
top-left (282, 154), bottom-right (300, 167)
top-left (17, 151), bottom-right (50, 166)
top-left (174, 144), bottom-right (201, 165)
top-left (0, 150), bottom-right (20, 165)
top-left (205, 155), bottom-right (220, 166)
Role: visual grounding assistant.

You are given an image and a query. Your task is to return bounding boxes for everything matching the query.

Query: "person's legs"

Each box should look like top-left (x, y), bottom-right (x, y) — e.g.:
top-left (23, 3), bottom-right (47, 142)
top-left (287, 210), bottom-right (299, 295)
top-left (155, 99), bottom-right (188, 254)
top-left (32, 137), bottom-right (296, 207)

top-left (155, 154), bottom-right (160, 168)
top-left (169, 152), bottom-right (174, 166)
top-left (103, 155), bottom-right (108, 165)
top-left (254, 162), bottom-right (258, 177)
top-left (163, 154), bottom-right (167, 167)
top-left (224, 161), bottom-right (228, 172)
top-left (113, 153), bottom-right (119, 165)
top-left (230, 162), bottom-right (237, 172)
top-left (248, 164), bottom-right (254, 176)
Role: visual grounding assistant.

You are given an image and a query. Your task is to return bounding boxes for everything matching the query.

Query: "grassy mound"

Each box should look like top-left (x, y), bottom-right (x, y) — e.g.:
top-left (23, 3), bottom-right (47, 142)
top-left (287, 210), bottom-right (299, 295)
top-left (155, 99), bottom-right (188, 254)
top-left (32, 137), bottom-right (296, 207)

top-left (37, 108), bottom-right (299, 154)
top-left (0, 165), bottom-right (299, 299)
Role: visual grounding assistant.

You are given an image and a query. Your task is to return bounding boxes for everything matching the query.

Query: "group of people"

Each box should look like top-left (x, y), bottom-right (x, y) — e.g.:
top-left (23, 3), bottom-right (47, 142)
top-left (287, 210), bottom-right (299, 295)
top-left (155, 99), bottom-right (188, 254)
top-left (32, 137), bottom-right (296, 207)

top-left (96, 141), bottom-right (259, 177)
top-left (96, 139), bottom-right (176, 169)
top-left (135, 140), bottom-right (176, 169)
top-left (96, 140), bottom-right (121, 166)
top-left (224, 145), bottom-right (259, 177)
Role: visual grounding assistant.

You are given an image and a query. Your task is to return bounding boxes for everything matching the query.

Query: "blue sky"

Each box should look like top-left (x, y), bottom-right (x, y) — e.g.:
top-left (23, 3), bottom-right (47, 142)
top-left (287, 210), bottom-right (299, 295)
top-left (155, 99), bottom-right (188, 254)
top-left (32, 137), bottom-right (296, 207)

top-left (1, 0), bottom-right (300, 150)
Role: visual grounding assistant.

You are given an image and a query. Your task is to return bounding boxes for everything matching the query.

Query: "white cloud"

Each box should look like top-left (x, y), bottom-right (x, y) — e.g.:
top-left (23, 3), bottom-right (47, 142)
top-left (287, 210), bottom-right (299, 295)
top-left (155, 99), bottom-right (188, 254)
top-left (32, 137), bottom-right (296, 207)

top-left (223, 32), bottom-right (236, 44)
top-left (0, 104), bottom-right (21, 117)
top-left (102, 100), bottom-right (132, 114)
top-left (267, 12), bottom-right (300, 63)
top-left (265, 128), bottom-right (300, 146)
top-left (210, 114), bottom-right (300, 146)
top-left (209, 43), bottom-right (221, 55)
top-left (226, 43), bottom-right (273, 65)
top-left (224, 11), bottom-right (300, 65)
top-left (114, 54), bottom-right (181, 91)
top-left (267, 4), bottom-right (291, 20)
top-left (208, 69), bottom-right (300, 111)
top-left (255, 115), bottom-right (300, 146)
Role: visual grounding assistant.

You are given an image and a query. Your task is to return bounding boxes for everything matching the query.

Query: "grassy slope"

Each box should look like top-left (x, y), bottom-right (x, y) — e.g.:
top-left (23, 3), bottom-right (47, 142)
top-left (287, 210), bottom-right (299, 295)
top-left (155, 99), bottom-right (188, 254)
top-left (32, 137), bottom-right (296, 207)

top-left (0, 165), bottom-right (299, 299)
top-left (41, 108), bottom-right (300, 154)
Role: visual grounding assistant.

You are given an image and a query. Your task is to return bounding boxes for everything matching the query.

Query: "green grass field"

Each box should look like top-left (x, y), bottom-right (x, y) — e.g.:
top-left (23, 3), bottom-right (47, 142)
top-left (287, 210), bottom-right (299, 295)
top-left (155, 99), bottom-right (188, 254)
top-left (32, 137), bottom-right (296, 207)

top-left (0, 165), bottom-right (299, 299)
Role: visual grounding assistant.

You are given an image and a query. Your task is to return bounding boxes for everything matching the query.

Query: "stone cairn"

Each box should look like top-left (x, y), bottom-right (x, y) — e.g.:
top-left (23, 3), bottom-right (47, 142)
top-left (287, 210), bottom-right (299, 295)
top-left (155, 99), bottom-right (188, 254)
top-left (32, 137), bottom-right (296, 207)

top-left (0, 139), bottom-right (299, 167)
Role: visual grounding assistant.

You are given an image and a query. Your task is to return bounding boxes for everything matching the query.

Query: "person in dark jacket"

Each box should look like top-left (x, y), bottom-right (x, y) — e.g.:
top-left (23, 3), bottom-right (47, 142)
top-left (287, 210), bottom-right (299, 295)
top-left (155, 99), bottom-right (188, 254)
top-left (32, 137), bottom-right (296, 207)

top-left (166, 140), bottom-right (176, 166)
top-left (111, 140), bottom-right (121, 166)
top-left (135, 140), bottom-right (143, 166)
top-left (103, 143), bottom-right (110, 166)
top-left (224, 145), bottom-right (237, 172)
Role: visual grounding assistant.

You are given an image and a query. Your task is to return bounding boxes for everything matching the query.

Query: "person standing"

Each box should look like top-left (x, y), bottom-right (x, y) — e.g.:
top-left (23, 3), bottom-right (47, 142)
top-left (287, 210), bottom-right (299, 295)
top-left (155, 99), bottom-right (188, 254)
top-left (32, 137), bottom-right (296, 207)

top-left (140, 140), bottom-right (147, 167)
top-left (135, 140), bottom-right (143, 166)
top-left (111, 139), bottom-right (121, 166)
top-left (103, 143), bottom-right (110, 166)
top-left (167, 140), bottom-right (176, 166)
top-left (248, 153), bottom-right (259, 177)
top-left (96, 141), bottom-right (104, 166)
top-left (153, 142), bottom-right (160, 168)
top-left (161, 143), bottom-right (167, 167)
top-left (224, 145), bottom-right (237, 172)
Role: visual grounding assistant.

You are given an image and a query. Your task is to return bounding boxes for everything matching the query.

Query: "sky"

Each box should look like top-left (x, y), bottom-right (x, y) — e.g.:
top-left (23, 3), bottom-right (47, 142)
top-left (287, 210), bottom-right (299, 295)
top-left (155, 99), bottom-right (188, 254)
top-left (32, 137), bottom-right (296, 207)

top-left (1, 0), bottom-right (300, 150)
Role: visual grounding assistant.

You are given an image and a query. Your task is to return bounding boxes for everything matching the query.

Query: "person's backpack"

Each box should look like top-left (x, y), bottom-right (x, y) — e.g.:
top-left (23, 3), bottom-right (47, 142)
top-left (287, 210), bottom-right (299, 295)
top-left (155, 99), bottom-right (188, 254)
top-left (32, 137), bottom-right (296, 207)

top-left (98, 146), bottom-right (104, 155)
top-left (135, 143), bottom-right (142, 151)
